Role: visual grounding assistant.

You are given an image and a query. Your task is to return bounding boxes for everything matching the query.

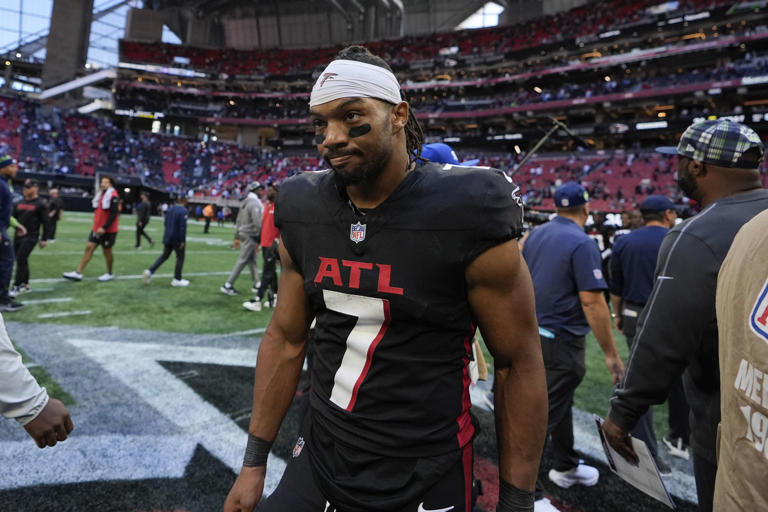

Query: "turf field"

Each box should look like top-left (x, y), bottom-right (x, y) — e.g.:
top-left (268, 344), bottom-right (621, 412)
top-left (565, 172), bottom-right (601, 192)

top-left (0, 212), bottom-right (695, 511)
top-left (9, 211), bottom-right (271, 334)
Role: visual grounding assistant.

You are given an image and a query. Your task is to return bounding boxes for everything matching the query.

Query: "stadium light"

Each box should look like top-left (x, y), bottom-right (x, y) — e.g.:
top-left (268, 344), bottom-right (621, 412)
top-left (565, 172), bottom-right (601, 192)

top-left (604, 76), bottom-right (611, 82)
top-left (533, 86), bottom-right (542, 93)
top-left (15, 52), bottom-right (21, 58)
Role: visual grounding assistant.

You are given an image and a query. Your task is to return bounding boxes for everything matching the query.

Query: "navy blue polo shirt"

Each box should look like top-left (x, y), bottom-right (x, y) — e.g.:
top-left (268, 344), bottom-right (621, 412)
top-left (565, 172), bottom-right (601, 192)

top-left (162, 204), bottom-right (188, 245)
top-left (522, 216), bottom-right (608, 337)
top-left (609, 225), bottom-right (668, 305)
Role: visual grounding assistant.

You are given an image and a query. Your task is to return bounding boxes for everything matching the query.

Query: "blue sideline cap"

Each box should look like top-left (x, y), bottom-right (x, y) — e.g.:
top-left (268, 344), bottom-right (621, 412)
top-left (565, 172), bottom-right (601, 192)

top-left (0, 155), bottom-right (15, 170)
top-left (656, 119), bottom-right (765, 168)
top-left (640, 195), bottom-right (675, 212)
top-left (421, 143), bottom-right (480, 167)
top-left (554, 182), bottom-right (589, 208)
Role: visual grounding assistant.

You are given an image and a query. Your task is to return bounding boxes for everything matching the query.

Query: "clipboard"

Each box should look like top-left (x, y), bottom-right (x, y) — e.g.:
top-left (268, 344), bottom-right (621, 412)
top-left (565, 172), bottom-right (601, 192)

top-left (595, 416), bottom-right (676, 509)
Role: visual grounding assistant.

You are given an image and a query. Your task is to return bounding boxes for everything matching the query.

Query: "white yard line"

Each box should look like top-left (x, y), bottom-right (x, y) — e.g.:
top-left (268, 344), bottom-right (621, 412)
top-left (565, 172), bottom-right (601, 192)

top-left (216, 328), bottom-right (266, 338)
top-left (31, 250), bottom-right (231, 256)
top-left (37, 310), bottom-right (92, 319)
top-left (22, 297), bottom-right (73, 305)
top-left (31, 271), bottom-right (231, 284)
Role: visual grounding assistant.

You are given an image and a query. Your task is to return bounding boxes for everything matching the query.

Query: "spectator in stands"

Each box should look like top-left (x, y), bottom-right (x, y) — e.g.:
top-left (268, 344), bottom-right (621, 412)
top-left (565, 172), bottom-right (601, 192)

top-left (243, 184), bottom-right (279, 312)
top-left (0, 315), bottom-right (74, 447)
top-left (221, 182), bottom-right (263, 296)
top-left (47, 188), bottom-right (63, 243)
top-left (10, 180), bottom-right (51, 298)
top-left (0, 155), bottom-right (24, 312)
top-left (62, 176), bottom-right (120, 282)
top-left (142, 194), bottom-right (189, 287)
top-left (135, 191), bottom-right (154, 249)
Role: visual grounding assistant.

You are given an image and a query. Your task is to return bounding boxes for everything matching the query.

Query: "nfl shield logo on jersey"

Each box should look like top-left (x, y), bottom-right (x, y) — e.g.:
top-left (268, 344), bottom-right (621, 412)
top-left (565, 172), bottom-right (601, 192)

top-left (750, 278), bottom-right (768, 344)
top-left (350, 222), bottom-right (366, 243)
top-left (292, 436), bottom-right (305, 458)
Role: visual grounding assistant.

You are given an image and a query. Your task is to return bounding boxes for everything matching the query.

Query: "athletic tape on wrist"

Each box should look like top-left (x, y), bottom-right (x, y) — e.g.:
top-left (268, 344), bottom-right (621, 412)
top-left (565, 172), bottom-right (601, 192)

top-left (496, 480), bottom-right (534, 512)
top-left (243, 434), bottom-right (273, 467)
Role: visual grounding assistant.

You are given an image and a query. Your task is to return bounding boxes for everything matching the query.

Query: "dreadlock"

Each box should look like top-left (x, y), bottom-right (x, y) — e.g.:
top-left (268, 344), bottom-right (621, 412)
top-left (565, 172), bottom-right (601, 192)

top-left (334, 45), bottom-right (425, 163)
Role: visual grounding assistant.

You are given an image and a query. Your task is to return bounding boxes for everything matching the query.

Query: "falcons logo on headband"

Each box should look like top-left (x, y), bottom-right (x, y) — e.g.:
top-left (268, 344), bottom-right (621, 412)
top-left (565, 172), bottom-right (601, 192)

top-left (319, 72), bottom-right (338, 87)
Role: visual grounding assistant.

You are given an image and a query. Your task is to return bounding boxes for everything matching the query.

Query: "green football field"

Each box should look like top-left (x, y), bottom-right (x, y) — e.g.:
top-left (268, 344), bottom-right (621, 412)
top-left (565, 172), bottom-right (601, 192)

top-left (11, 211), bottom-right (669, 435)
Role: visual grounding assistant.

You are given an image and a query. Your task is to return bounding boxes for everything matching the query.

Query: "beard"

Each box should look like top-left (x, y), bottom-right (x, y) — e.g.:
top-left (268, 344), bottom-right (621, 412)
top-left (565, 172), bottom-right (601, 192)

top-left (676, 167), bottom-right (699, 200)
top-left (327, 133), bottom-right (393, 188)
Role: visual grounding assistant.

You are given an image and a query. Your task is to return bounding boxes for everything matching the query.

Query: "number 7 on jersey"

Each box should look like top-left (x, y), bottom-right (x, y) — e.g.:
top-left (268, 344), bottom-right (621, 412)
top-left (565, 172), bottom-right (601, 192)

top-left (323, 289), bottom-right (391, 411)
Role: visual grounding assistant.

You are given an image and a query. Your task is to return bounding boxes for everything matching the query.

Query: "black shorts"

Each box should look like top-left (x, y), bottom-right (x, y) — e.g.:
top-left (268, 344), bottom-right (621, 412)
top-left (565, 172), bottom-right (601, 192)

top-left (88, 231), bottom-right (117, 248)
top-left (260, 426), bottom-right (474, 512)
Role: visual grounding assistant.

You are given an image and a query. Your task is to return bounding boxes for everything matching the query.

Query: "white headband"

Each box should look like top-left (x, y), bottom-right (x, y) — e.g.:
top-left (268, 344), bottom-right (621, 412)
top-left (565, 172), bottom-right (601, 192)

top-left (309, 59), bottom-right (402, 108)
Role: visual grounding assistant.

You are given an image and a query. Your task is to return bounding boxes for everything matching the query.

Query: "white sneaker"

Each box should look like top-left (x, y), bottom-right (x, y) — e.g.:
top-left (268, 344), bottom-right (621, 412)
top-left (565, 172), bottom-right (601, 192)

top-left (535, 497), bottom-right (560, 511)
top-left (62, 271), bottom-right (83, 281)
top-left (663, 435), bottom-right (690, 460)
top-left (98, 273), bottom-right (114, 282)
top-left (171, 279), bottom-right (190, 287)
top-left (142, 270), bottom-right (152, 285)
top-left (220, 283), bottom-right (238, 295)
top-left (243, 300), bottom-right (262, 312)
top-left (548, 462), bottom-right (599, 488)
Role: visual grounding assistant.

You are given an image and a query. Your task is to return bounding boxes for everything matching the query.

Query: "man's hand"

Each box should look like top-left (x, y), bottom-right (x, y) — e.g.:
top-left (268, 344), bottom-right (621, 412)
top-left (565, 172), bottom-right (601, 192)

top-left (23, 398), bottom-right (74, 448)
top-left (223, 466), bottom-right (266, 512)
top-left (605, 354), bottom-right (625, 385)
top-left (179, 242), bottom-right (185, 250)
top-left (15, 225), bottom-right (27, 237)
top-left (602, 416), bottom-right (638, 465)
top-left (233, 238), bottom-right (241, 250)
top-left (137, 221), bottom-right (143, 228)
top-left (39, 240), bottom-right (47, 249)
top-left (613, 315), bottom-right (623, 332)
top-left (96, 227), bottom-right (106, 235)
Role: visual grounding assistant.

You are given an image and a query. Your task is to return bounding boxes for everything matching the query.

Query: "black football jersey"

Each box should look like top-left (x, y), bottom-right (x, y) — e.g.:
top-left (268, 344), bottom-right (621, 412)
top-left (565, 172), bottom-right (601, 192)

top-left (276, 161), bottom-right (523, 458)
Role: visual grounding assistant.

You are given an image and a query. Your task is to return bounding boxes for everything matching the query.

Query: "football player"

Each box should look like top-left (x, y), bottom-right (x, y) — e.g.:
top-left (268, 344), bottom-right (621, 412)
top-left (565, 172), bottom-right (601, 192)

top-left (224, 46), bottom-right (547, 512)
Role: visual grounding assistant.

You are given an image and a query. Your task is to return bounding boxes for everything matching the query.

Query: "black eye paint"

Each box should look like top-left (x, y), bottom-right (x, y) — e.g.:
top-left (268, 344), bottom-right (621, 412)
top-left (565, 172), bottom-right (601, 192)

top-left (314, 134), bottom-right (326, 145)
top-left (348, 123), bottom-right (371, 138)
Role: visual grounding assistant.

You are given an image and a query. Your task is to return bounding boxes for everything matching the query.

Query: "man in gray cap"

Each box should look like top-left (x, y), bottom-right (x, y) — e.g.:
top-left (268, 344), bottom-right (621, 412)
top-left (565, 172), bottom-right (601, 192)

top-left (221, 182), bottom-right (264, 295)
top-left (604, 119), bottom-right (768, 511)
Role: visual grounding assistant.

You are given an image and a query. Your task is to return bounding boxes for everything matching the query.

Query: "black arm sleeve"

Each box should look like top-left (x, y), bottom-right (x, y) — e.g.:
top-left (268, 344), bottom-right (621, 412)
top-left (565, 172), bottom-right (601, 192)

top-left (102, 197), bottom-right (119, 230)
top-left (608, 231), bottom-right (718, 430)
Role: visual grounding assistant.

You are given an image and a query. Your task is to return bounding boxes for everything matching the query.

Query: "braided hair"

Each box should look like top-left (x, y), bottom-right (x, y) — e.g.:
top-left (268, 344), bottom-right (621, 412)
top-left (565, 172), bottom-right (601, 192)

top-left (333, 45), bottom-right (425, 163)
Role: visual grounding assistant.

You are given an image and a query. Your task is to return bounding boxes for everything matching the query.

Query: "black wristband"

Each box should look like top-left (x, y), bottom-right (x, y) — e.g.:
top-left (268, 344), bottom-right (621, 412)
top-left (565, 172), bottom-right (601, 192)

top-left (497, 480), bottom-right (534, 512)
top-left (243, 434), bottom-right (273, 467)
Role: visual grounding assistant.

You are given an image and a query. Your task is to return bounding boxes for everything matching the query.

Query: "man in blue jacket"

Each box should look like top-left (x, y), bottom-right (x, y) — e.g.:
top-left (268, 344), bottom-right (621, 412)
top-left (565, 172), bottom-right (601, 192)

top-left (0, 155), bottom-right (22, 312)
top-left (142, 194), bottom-right (189, 287)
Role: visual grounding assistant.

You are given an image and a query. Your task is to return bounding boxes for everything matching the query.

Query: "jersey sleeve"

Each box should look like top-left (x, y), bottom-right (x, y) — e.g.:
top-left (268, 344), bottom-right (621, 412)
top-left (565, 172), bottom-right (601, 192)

top-left (274, 172), bottom-right (327, 276)
top-left (571, 239), bottom-right (608, 291)
top-left (462, 167), bottom-right (524, 265)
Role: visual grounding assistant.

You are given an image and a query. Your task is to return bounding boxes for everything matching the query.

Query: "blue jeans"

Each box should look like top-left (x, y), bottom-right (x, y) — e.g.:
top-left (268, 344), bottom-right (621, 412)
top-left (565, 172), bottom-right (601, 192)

top-left (0, 235), bottom-right (15, 304)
